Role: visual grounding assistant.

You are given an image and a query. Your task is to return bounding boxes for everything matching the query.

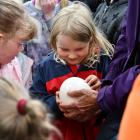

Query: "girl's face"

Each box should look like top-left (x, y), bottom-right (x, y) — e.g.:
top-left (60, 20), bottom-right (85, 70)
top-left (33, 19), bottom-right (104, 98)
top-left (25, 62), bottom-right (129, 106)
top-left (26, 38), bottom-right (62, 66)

top-left (56, 34), bottom-right (90, 65)
top-left (0, 34), bottom-right (24, 65)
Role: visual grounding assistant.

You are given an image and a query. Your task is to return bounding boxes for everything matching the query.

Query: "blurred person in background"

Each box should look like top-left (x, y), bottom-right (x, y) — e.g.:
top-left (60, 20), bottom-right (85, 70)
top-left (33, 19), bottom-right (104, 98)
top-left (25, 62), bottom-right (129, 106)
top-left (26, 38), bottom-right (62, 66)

top-left (94, 0), bottom-right (128, 46)
top-left (0, 77), bottom-right (60, 140)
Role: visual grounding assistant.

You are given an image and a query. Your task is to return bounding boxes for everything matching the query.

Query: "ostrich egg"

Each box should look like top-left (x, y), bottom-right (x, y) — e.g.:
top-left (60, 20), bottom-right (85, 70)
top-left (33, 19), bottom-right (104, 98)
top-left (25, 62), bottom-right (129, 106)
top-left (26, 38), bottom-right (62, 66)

top-left (59, 77), bottom-right (91, 104)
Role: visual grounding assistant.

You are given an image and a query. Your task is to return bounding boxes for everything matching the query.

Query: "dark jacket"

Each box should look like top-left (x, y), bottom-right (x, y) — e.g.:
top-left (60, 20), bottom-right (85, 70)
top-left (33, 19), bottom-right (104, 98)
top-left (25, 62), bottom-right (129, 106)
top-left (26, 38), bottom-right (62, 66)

top-left (97, 0), bottom-right (140, 114)
top-left (84, 0), bottom-right (103, 13)
top-left (30, 53), bottom-right (111, 140)
top-left (94, 0), bottom-right (128, 45)
top-left (96, 1), bottom-right (140, 139)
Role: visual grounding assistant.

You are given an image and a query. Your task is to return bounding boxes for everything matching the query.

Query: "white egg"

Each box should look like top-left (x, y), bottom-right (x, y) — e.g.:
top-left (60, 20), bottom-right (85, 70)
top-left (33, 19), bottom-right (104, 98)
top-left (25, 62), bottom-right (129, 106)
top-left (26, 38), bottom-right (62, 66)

top-left (59, 77), bottom-right (91, 104)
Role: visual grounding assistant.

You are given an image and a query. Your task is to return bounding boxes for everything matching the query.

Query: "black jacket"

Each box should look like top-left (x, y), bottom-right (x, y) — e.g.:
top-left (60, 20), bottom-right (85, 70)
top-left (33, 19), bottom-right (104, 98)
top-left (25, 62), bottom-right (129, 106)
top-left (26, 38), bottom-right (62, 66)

top-left (94, 0), bottom-right (128, 45)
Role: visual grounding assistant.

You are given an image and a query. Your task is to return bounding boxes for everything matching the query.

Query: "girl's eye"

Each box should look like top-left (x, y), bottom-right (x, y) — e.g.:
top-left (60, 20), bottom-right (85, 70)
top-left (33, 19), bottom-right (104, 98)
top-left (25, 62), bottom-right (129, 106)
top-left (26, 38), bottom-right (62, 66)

top-left (61, 48), bottom-right (69, 51)
top-left (75, 48), bottom-right (83, 51)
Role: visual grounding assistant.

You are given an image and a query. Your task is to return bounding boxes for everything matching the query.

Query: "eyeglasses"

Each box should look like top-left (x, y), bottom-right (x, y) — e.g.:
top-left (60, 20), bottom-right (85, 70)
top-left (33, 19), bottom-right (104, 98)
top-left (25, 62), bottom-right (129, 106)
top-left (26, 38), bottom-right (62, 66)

top-left (19, 41), bottom-right (27, 47)
top-left (18, 41), bottom-right (27, 50)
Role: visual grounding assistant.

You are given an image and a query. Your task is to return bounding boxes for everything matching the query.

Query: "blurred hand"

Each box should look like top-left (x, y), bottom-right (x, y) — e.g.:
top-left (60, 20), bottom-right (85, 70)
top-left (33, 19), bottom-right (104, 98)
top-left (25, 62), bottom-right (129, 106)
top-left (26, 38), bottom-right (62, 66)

top-left (58, 89), bottom-right (101, 122)
top-left (85, 75), bottom-right (101, 90)
top-left (56, 91), bottom-right (64, 111)
top-left (40, 0), bottom-right (56, 19)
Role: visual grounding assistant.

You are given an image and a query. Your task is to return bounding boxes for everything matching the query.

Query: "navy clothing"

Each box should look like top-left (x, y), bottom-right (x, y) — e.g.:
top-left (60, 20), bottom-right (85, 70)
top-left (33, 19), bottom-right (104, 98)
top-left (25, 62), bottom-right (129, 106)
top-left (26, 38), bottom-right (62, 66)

top-left (30, 52), bottom-right (111, 140)
top-left (30, 53), bottom-right (111, 117)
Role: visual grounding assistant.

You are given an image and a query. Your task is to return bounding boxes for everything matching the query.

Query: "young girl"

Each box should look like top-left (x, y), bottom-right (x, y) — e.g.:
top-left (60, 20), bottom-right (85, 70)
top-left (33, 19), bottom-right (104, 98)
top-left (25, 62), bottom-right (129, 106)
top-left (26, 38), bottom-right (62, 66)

top-left (0, 0), bottom-right (36, 88)
top-left (0, 77), bottom-right (59, 140)
top-left (0, 52), bottom-right (33, 89)
top-left (30, 2), bottom-right (114, 140)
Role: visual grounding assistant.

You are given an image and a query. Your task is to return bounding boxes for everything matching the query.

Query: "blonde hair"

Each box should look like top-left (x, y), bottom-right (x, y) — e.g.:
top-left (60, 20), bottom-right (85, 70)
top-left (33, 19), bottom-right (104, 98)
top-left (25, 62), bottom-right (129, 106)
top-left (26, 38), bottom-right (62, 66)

top-left (50, 2), bottom-right (114, 67)
top-left (13, 0), bottom-right (23, 4)
top-left (0, 77), bottom-right (59, 140)
top-left (0, 0), bottom-right (36, 41)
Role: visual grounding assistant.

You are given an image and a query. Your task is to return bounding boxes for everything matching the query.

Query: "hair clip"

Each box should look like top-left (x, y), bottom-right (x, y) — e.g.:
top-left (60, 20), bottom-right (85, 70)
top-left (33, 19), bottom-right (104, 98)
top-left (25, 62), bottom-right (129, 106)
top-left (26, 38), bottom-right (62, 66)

top-left (17, 99), bottom-right (27, 115)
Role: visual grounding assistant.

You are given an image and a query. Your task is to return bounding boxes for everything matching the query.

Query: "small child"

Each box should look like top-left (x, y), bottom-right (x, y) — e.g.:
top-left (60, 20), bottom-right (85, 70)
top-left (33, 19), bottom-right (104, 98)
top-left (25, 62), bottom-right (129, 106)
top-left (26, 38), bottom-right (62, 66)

top-left (0, 0), bottom-right (36, 88)
top-left (0, 77), bottom-right (59, 140)
top-left (0, 53), bottom-right (33, 89)
top-left (30, 2), bottom-right (114, 140)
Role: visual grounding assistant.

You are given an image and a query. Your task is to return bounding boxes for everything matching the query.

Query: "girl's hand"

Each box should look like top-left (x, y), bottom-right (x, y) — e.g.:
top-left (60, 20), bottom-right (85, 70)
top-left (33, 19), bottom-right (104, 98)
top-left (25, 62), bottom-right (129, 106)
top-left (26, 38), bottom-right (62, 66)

top-left (85, 75), bottom-right (101, 90)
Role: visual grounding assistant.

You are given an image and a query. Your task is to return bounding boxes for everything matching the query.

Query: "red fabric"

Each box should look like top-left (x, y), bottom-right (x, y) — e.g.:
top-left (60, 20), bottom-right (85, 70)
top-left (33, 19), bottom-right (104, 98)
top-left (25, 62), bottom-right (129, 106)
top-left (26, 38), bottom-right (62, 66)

top-left (53, 118), bottom-right (99, 140)
top-left (46, 70), bottom-right (102, 94)
top-left (46, 69), bottom-right (101, 140)
top-left (68, 64), bottom-right (78, 75)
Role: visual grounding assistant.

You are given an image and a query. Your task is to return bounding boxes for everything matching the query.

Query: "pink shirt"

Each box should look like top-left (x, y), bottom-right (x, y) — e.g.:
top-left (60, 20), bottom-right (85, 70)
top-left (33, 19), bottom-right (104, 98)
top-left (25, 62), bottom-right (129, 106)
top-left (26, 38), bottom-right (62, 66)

top-left (0, 57), bottom-right (23, 85)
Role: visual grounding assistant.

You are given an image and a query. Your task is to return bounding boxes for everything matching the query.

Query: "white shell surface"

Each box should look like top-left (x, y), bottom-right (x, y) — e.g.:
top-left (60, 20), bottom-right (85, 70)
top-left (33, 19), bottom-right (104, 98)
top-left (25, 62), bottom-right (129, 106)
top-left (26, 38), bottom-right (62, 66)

top-left (59, 77), bottom-right (91, 104)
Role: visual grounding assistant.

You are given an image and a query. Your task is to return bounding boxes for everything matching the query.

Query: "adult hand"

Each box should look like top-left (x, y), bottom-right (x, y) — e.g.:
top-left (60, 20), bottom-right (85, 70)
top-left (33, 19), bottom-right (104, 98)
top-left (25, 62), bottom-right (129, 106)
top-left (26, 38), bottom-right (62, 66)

top-left (57, 89), bottom-right (101, 122)
top-left (85, 75), bottom-right (101, 90)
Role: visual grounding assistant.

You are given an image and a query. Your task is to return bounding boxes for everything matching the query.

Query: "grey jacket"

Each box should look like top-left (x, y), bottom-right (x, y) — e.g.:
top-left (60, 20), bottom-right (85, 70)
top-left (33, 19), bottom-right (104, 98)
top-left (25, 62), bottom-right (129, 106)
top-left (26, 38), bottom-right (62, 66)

top-left (94, 0), bottom-right (128, 45)
top-left (23, 1), bottom-right (52, 78)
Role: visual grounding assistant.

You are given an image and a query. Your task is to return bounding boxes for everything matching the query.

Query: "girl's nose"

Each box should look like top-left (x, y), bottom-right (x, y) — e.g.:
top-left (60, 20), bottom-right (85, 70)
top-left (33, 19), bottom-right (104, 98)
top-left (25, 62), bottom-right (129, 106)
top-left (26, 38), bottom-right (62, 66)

top-left (68, 53), bottom-right (77, 59)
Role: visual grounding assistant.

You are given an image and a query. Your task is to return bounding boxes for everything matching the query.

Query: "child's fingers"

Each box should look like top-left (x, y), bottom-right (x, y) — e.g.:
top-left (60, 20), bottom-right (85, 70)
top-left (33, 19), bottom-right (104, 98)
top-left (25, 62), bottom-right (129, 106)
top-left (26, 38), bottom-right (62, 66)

top-left (87, 78), bottom-right (98, 86)
top-left (91, 81), bottom-right (101, 90)
top-left (85, 75), bottom-right (97, 82)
